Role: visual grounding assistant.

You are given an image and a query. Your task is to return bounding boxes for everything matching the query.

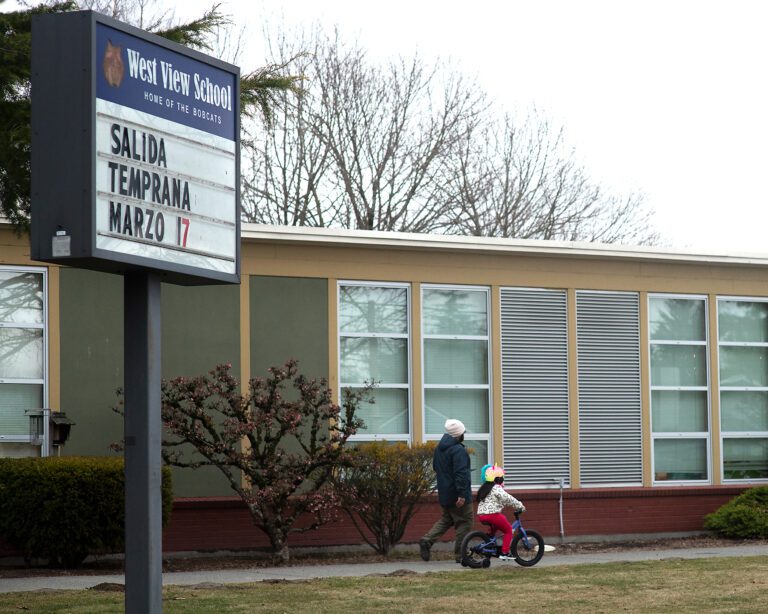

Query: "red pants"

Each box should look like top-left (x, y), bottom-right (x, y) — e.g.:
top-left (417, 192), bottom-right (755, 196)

top-left (477, 512), bottom-right (513, 553)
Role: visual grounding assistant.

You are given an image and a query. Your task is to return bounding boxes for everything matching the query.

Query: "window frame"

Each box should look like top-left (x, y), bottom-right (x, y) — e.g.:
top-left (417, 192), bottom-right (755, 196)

top-left (0, 266), bottom-right (49, 446)
top-left (716, 295), bottom-right (768, 484)
top-left (337, 280), bottom-right (412, 443)
top-left (648, 293), bottom-right (711, 485)
top-left (420, 283), bottom-right (492, 484)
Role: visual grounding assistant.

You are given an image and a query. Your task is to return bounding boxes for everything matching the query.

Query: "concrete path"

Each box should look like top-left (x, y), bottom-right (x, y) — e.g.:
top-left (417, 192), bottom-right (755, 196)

top-left (2, 544), bottom-right (767, 594)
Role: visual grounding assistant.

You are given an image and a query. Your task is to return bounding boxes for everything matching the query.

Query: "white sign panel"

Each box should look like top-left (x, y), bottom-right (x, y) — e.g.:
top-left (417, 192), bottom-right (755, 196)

top-left (95, 100), bottom-right (237, 274)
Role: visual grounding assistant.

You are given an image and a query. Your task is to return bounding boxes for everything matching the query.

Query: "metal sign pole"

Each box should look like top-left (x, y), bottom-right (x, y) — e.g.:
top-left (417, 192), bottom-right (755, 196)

top-left (123, 272), bottom-right (163, 613)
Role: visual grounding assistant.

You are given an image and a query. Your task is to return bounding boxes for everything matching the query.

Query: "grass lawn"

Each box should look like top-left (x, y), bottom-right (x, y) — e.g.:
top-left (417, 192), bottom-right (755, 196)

top-left (1, 556), bottom-right (767, 613)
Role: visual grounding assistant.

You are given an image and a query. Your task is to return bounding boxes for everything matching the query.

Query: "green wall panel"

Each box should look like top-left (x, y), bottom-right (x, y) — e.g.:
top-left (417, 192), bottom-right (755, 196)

top-left (59, 269), bottom-right (124, 459)
top-left (59, 270), bottom-right (240, 497)
top-left (160, 283), bottom-right (241, 496)
top-left (250, 276), bottom-right (328, 381)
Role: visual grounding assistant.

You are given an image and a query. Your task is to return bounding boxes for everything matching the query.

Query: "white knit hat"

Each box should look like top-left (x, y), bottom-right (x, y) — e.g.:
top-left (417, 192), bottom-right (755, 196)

top-left (444, 419), bottom-right (466, 438)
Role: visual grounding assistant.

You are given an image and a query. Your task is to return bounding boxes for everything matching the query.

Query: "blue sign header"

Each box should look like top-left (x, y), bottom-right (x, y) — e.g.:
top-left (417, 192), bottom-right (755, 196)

top-left (96, 23), bottom-right (237, 141)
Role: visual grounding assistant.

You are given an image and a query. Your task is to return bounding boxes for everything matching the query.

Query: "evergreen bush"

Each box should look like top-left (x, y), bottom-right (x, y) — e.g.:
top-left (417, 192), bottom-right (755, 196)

top-left (704, 486), bottom-right (768, 539)
top-left (335, 441), bottom-right (436, 555)
top-left (0, 456), bottom-right (172, 567)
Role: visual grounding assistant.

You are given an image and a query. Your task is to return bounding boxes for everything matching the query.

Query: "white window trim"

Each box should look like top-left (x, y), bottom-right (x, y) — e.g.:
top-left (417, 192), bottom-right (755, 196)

top-left (716, 295), bottom-right (768, 484)
top-left (421, 284), bottom-right (492, 483)
top-left (648, 293), bottom-right (711, 485)
top-left (0, 267), bottom-right (48, 448)
top-left (338, 280), bottom-right (412, 443)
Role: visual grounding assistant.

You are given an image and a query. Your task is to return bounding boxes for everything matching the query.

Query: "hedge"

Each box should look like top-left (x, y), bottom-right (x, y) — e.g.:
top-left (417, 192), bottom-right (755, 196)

top-left (704, 485), bottom-right (768, 539)
top-left (0, 456), bottom-right (172, 567)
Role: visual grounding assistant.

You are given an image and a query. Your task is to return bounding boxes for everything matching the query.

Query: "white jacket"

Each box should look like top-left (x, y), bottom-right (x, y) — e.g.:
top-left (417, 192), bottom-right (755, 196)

top-left (477, 484), bottom-right (524, 516)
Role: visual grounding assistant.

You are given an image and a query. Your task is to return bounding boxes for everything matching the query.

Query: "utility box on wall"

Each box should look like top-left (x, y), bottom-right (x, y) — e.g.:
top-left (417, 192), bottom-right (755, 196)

top-left (25, 409), bottom-right (75, 456)
top-left (31, 11), bottom-right (241, 286)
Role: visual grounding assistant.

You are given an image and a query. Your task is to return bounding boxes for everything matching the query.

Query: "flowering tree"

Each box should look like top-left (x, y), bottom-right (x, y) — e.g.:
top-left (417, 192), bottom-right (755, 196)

top-left (160, 360), bottom-right (366, 562)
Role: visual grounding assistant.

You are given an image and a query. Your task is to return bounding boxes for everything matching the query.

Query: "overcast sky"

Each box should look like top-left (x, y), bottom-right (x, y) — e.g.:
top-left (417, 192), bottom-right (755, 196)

top-left (8, 0), bottom-right (768, 253)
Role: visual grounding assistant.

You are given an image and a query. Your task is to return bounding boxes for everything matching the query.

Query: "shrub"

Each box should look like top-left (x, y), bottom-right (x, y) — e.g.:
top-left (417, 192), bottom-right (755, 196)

top-left (335, 441), bottom-right (436, 555)
top-left (160, 360), bottom-right (367, 563)
top-left (0, 456), bottom-right (172, 567)
top-left (704, 486), bottom-right (768, 539)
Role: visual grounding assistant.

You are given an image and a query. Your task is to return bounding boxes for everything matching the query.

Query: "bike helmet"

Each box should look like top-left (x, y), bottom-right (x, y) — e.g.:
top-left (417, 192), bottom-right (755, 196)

top-left (480, 463), bottom-right (493, 482)
top-left (484, 465), bottom-right (505, 482)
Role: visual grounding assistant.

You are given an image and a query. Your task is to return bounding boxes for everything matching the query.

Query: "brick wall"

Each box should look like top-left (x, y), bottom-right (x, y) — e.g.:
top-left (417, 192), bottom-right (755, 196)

top-left (0, 485), bottom-right (750, 558)
top-left (162, 485), bottom-right (749, 553)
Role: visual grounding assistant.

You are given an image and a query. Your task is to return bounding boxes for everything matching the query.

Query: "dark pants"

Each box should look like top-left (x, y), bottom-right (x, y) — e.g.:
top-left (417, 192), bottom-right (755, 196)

top-left (421, 501), bottom-right (474, 557)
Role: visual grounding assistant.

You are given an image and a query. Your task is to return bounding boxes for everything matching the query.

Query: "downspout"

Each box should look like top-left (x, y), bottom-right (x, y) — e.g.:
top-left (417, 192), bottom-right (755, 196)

top-left (552, 478), bottom-right (565, 542)
top-left (559, 478), bottom-right (565, 542)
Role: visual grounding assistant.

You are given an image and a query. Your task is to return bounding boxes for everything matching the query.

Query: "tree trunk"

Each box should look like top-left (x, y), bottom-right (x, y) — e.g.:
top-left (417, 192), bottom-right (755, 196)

top-left (275, 543), bottom-right (291, 564)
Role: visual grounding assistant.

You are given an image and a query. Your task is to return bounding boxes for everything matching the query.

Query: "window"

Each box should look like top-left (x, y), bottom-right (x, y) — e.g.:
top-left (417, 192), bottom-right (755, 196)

top-left (422, 286), bottom-right (490, 484)
top-left (0, 269), bottom-right (47, 445)
top-left (649, 295), bottom-right (709, 483)
top-left (338, 282), bottom-right (410, 441)
top-left (718, 298), bottom-right (768, 481)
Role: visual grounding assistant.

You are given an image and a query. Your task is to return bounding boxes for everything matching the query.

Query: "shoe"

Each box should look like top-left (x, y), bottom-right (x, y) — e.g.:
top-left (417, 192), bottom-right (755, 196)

top-left (499, 553), bottom-right (514, 561)
top-left (455, 556), bottom-right (463, 564)
top-left (419, 539), bottom-right (431, 561)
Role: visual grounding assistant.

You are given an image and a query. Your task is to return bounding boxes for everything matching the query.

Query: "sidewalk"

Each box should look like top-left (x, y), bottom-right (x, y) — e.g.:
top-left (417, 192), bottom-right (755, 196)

top-left (2, 543), bottom-right (767, 594)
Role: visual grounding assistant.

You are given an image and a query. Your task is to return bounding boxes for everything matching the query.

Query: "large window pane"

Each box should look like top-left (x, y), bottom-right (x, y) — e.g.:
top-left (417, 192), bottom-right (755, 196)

top-left (652, 390), bottom-right (708, 432)
top-left (339, 286), bottom-right (407, 334)
top-left (463, 439), bottom-right (489, 485)
top-left (0, 328), bottom-right (43, 379)
top-left (0, 272), bottom-right (43, 324)
top-left (721, 391), bottom-right (768, 432)
top-left (719, 301), bottom-right (768, 343)
top-left (424, 339), bottom-right (488, 385)
top-left (0, 384), bottom-right (43, 436)
top-left (650, 298), bottom-right (705, 341)
top-left (654, 438), bottom-right (707, 481)
top-left (723, 438), bottom-right (768, 479)
top-left (340, 338), bottom-right (407, 384)
top-left (424, 389), bottom-right (489, 434)
top-left (650, 344), bottom-right (707, 387)
top-left (422, 289), bottom-right (487, 336)
top-left (351, 387), bottom-right (409, 434)
top-left (719, 346), bottom-right (768, 387)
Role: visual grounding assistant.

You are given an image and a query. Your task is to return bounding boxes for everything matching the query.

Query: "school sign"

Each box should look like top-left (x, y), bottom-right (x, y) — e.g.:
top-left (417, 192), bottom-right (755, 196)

top-left (32, 11), bottom-right (240, 284)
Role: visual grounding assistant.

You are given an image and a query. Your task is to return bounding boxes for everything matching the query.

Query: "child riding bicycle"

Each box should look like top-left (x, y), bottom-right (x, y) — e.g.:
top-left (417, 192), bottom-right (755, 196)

top-left (476, 464), bottom-right (525, 561)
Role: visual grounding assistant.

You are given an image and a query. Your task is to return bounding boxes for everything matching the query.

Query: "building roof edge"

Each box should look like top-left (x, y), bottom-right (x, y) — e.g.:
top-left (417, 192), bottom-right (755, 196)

top-left (240, 224), bottom-right (768, 267)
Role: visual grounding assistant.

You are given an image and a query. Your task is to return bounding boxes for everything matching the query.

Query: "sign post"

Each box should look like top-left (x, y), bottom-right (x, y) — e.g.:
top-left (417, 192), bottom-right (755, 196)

top-left (123, 272), bottom-right (162, 611)
top-left (31, 11), bottom-right (241, 612)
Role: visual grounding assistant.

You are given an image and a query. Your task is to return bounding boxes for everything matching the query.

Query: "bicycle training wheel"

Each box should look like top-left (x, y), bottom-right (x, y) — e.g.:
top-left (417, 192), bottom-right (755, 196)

top-left (460, 530), bottom-right (493, 568)
top-left (510, 529), bottom-right (544, 567)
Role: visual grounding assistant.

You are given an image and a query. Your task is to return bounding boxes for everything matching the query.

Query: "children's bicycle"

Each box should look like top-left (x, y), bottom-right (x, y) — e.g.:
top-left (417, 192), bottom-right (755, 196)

top-left (460, 511), bottom-right (545, 568)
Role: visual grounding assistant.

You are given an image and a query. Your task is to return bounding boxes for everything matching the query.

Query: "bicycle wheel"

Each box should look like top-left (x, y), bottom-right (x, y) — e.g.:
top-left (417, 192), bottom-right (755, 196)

top-left (510, 529), bottom-right (544, 567)
top-left (460, 530), bottom-right (494, 568)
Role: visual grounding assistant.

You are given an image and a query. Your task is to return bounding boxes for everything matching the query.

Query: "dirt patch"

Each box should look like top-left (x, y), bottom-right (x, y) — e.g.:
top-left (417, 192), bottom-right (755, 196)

top-left (88, 583), bottom-right (125, 592)
top-left (1, 535), bottom-right (765, 579)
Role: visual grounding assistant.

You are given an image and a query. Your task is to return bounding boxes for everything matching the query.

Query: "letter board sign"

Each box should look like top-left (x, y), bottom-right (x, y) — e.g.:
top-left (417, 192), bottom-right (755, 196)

top-left (31, 11), bottom-right (240, 285)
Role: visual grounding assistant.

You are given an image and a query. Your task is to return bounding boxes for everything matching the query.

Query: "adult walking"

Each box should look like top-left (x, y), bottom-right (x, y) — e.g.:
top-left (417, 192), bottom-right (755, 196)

top-left (419, 418), bottom-right (473, 563)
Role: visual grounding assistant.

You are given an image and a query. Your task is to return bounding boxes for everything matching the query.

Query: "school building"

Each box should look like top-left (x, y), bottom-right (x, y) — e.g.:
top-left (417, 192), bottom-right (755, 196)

top-left (0, 222), bottom-right (766, 552)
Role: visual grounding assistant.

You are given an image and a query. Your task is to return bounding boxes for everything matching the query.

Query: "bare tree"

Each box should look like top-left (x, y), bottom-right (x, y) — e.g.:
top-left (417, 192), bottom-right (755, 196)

top-left (441, 112), bottom-right (659, 244)
top-left (68, 0), bottom-right (171, 30)
top-left (242, 31), bottom-right (337, 226)
top-left (244, 26), bottom-right (658, 245)
top-left (242, 28), bottom-right (486, 232)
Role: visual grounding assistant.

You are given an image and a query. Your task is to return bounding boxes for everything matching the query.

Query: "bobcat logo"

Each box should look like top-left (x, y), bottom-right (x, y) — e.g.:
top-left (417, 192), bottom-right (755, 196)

top-left (102, 40), bottom-right (125, 87)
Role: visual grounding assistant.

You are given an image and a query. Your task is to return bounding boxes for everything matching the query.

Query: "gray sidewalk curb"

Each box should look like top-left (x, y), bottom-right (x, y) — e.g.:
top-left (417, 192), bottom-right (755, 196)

top-left (2, 544), bottom-right (767, 594)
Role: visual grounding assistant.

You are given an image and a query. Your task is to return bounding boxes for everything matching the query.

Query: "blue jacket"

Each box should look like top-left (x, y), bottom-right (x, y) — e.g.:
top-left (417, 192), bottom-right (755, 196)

top-left (433, 433), bottom-right (472, 507)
